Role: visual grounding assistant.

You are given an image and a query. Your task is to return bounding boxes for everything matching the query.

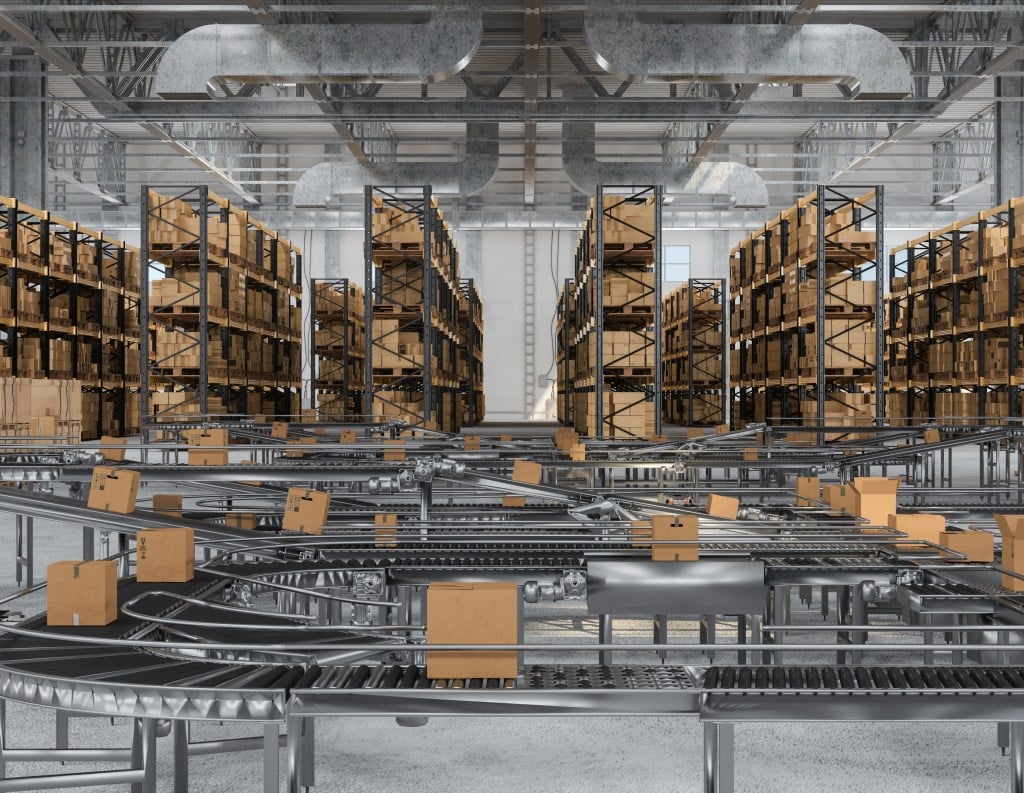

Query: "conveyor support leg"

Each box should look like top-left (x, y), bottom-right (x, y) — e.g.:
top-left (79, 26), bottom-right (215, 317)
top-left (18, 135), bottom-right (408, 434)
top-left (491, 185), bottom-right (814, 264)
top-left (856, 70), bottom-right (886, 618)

top-left (703, 722), bottom-right (734, 793)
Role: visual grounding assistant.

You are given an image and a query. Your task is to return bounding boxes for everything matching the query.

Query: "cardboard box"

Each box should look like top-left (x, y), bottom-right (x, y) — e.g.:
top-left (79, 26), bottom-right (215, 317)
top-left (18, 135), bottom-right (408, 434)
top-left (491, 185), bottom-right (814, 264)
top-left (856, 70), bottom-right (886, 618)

top-left (630, 519), bottom-right (652, 548)
top-left (687, 428), bottom-right (705, 439)
top-left (511, 460), bottom-right (542, 485)
top-left (887, 513), bottom-right (946, 545)
top-left (47, 560), bottom-right (117, 626)
top-left (187, 428), bottom-right (229, 466)
top-left (271, 421), bottom-right (289, 439)
top-left (87, 467), bottom-right (140, 514)
top-left (939, 529), bottom-right (994, 563)
top-left (715, 424), bottom-right (730, 435)
top-left (426, 582), bottom-right (519, 680)
top-left (500, 434), bottom-right (513, 442)
top-left (464, 435), bottom-right (481, 450)
top-left (153, 493), bottom-right (182, 518)
top-left (136, 528), bottom-right (194, 582)
top-left (282, 488), bottom-right (330, 534)
top-left (502, 496), bottom-right (526, 508)
top-left (795, 476), bottom-right (821, 507)
top-left (823, 484), bottom-right (853, 512)
top-left (996, 515), bottom-right (1024, 591)
top-left (849, 477), bottom-right (901, 526)
top-left (706, 494), bottom-right (739, 519)
top-left (226, 512), bottom-right (258, 530)
top-left (569, 443), bottom-right (586, 462)
top-left (923, 428), bottom-right (941, 444)
top-left (651, 514), bottom-right (699, 562)
top-left (100, 436), bottom-right (127, 462)
top-left (375, 513), bottom-right (398, 547)
top-left (340, 429), bottom-right (358, 444)
top-left (742, 447), bottom-right (758, 462)
top-left (383, 440), bottom-right (405, 462)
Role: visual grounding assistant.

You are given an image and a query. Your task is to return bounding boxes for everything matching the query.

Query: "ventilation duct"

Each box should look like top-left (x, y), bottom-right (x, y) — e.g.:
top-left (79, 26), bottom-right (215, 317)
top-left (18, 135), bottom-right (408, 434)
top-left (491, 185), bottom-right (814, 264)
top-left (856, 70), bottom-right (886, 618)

top-left (155, 1), bottom-right (482, 100)
top-left (584, 0), bottom-right (912, 100)
top-left (561, 119), bottom-right (768, 208)
top-left (293, 123), bottom-right (499, 207)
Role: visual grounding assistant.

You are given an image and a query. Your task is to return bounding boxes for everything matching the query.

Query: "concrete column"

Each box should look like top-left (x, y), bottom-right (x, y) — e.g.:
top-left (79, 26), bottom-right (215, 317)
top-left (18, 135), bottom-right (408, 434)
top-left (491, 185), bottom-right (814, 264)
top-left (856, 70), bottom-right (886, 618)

top-left (323, 230), bottom-right (342, 278)
top-left (0, 54), bottom-right (47, 206)
top-left (996, 68), bottom-right (1024, 204)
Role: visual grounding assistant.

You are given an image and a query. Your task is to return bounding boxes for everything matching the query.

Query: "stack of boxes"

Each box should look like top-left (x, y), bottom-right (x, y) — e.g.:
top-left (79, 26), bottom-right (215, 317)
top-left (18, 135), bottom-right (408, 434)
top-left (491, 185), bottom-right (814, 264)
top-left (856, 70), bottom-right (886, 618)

top-left (560, 191), bottom-right (659, 438)
top-left (662, 280), bottom-right (726, 426)
top-left (0, 196), bottom-right (141, 439)
top-left (312, 279), bottom-right (366, 420)
top-left (730, 188), bottom-right (881, 427)
top-left (145, 188), bottom-right (302, 423)
top-left (368, 191), bottom-right (462, 432)
top-left (886, 196), bottom-right (1024, 424)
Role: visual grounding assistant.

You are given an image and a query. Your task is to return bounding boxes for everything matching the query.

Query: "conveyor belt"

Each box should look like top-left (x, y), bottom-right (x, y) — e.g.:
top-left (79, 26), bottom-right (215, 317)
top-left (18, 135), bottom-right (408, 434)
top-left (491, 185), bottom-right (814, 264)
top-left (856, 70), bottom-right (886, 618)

top-left (704, 665), bottom-right (1024, 691)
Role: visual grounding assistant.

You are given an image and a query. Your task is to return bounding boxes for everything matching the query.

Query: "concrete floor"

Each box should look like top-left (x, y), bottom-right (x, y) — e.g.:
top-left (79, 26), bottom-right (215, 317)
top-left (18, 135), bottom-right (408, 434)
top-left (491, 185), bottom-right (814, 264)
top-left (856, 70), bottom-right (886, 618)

top-left (0, 440), bottom-right (1014, 792)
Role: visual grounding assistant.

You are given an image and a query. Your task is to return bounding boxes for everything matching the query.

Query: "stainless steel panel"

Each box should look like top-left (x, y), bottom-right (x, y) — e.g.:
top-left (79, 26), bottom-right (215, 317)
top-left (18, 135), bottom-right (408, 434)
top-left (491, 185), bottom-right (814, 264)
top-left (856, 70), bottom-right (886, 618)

top-left (586, 559), bottom-right (765, 616)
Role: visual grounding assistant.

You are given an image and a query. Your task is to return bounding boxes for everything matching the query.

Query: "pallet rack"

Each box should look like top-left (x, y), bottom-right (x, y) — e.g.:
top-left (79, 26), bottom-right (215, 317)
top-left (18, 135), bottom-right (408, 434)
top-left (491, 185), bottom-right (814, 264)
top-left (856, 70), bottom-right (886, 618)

top-left (887, 197), bottom-right (1024, 424)
top-left (140, 186), bottom-right (302, 426)
top-left (310, 278), bottom-right (366, 421)
top-left (458, 278), bottom-right (485, 426)
top-left (663, 278), bottom-right (727, 427)
top-left (556, 277), bottom-right (574, 427)
top-left (561, 185), bottom-right (662, 439)
top-left (0, 196), bottom-right (142, 439)
top-left (364, 186), bottom-right (462, 432)
top-left (730, 185), bottom-right (885, 430)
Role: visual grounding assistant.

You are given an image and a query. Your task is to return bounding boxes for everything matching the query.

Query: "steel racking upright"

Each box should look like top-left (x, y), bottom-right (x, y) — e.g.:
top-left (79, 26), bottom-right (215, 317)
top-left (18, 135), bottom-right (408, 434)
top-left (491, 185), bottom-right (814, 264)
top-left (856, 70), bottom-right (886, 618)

top-left (458, 278), bottom-right (485, 426)
top-left (556, 277), bottom-right (574, 427)
top-left (565, 185), bottom-right (663, 438)
top-left (663, 278), bottom-right (727, 427)
top-left (140, 185), bottom-right (303, 427)
top-left (364, 186), bottom-right (462, 432)
top-left (310, 278), bottom-right (365, 421)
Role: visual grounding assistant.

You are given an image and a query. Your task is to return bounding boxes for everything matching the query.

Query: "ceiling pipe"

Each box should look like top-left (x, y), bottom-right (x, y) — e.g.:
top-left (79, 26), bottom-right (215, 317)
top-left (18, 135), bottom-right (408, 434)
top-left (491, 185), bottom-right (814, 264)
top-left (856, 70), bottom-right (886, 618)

top-left (292, 122), bottom-right (499, 207)
top-left (155, 0), bottom-right (482, 100)
top-left (561, 116), bottom-right (769, 208)
top-left (584, 0), bottom-right (912, 100)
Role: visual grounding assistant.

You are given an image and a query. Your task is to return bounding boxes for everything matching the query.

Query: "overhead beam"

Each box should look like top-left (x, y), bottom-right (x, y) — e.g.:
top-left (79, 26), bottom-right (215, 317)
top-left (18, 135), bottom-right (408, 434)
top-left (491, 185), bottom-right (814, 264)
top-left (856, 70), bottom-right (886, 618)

top-left (0, 10), bottom-right (261, 203)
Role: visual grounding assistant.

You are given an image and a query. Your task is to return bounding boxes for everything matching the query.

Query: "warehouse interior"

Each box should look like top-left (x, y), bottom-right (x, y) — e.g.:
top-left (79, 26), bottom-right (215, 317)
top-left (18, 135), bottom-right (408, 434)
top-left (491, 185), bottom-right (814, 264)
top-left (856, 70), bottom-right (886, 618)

top-left (1, 1), bottom-right (1024, 791)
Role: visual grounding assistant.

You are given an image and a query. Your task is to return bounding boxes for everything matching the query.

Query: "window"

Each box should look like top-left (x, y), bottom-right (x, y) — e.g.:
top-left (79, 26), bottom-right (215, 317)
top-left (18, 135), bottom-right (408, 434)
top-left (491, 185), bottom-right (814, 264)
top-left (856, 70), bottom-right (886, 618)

top-left (664, 245), bottom-right (691, 282)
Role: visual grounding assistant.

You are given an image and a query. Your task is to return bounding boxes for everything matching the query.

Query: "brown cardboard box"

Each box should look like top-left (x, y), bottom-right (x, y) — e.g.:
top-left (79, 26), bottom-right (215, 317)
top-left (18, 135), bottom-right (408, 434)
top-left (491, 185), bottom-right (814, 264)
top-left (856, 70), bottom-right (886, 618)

top-left (383, 440), bottom-right (406, 461)
top-left (375, 513), bottom-right (398, 547)
top-left (282, 488), bottom-right (330, 534)
top-left (500, 434), bottom-right (513, 442)
top-left (340, 429), bottom-right (358, 444)
top-left (887, 513), bottom-right (946, 545)
top-left (47, 560), bottom-right (117, 626)
top-left (87, 467), bottom-right (140, 514)
top-left (795, 476), bottom-right (821, 507)
top-left (271, 421), bottom-right (289, 439)
top-left (511, 460), bottom-right (542, 485)
top-left (996, 515), bottom-right (1024, 591)
top-left (226, 512), bottom-right (258, 530)
top-left (464, 435), bottom-right (481, 450)
top-left (426, 582), bottom-right (519, 680)
top-left (939, 529), bottom-right (995, 563)
top-left (651, 514), bottom-right (699, 562)
top-left (569, 443), bottom-right (586, 462)
top-left (849, 477), bottom-right (901, 526)
top-left (715, 424), bottom-right (731, 435)
top-left (706, 494), bottom-right (739, 519)
top-left (742, 447), bottom-right (758, 462)
top-left (153, 493), bottom-right (182, 518)
top-left (502, 496), bottom-right (526, 508)
top-left (923, 428), bottom-right (941, 444)
top-left (136, 528), bottom-right (194, 582)
top-left (100, 436), bottom-right (127, 462)
top-left (187, 428), bottom-right (229, 466)
top-left (823, 484), bottom-right (853, 512)
top-left (687, 428), bottom-right (705, 439)
top-left (554, 428), bottom-right (579, 450)
top-left (630, 519), bottom-right (652, 548)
